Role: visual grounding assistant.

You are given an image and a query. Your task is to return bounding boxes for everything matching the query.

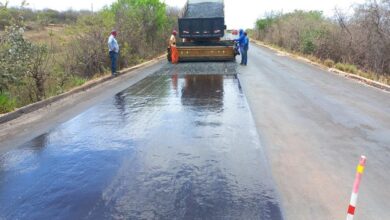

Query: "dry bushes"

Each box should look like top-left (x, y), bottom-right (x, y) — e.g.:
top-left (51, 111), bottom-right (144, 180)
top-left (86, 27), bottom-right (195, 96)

top-left (255, 1), bottom-right (390, 79)
top-left (0, 1), bottom-right (179, 113)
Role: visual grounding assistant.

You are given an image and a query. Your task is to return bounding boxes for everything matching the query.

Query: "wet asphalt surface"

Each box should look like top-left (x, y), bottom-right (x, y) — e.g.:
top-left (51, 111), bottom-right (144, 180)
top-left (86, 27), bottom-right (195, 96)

top-left (0, 63), bottom-right (283, 219)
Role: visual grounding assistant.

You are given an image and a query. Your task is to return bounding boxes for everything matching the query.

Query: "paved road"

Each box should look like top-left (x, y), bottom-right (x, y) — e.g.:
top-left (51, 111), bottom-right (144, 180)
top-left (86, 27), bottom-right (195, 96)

top-left (0, 64), bottom-right (283, 219)
top-left (1, 44), bottom-right (389, 220)
top-left (239, 44), bottom-right (390, 219)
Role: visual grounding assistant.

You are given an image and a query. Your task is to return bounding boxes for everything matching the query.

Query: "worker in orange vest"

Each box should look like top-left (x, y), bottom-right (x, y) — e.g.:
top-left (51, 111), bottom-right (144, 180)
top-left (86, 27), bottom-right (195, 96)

top-left (169, 30), bottom-right (179, 64)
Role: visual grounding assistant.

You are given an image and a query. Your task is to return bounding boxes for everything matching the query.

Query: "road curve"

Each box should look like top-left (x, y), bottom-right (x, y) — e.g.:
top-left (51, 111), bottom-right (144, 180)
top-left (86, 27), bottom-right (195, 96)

top-left (239, 44), bottom-right (390, 219)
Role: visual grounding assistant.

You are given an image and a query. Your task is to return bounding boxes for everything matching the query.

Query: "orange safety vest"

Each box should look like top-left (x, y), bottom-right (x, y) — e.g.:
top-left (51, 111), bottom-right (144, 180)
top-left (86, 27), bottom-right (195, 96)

top-left (171, 46), bottom-right (179, 64)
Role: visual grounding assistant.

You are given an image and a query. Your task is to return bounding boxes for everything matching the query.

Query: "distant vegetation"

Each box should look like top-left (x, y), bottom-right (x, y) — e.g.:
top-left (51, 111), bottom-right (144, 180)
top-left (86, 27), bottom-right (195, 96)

top-left (254, 0), bottom-right (390, 84)
top-left (0, 5), bottom-right (91, 30)
top-left (0, 0), bottom-right (179, 113)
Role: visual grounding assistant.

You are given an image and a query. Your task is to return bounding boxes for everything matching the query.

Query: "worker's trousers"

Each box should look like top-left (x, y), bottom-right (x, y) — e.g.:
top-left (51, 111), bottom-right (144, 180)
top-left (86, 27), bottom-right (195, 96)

top-left (109, 51), bottom-right (118, 75)
top-left (241, 47), bottom-right (248, 65)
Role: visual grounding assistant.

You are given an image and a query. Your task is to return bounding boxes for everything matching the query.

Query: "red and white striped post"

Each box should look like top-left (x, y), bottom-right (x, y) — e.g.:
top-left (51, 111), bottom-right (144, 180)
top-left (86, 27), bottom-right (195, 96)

top-left (347, 155), bottom-right (367, 220)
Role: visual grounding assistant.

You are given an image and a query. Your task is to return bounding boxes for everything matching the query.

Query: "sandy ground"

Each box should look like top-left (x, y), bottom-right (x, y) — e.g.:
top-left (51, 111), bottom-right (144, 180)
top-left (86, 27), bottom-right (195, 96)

top-left (238, 44), bottom-right (390, 219)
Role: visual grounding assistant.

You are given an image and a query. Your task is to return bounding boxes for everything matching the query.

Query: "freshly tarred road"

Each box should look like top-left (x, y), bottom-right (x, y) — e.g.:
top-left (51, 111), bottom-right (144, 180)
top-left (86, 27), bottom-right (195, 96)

top-left (0, 63), bottom-right (283, 219)
top-left (2, 43), bottom-right (389, 220)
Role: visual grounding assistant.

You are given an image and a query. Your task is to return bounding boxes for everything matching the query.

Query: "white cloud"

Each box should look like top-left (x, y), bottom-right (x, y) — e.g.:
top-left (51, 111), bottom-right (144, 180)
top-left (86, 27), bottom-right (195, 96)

top-left (8, 0), bottom-right (366, 29)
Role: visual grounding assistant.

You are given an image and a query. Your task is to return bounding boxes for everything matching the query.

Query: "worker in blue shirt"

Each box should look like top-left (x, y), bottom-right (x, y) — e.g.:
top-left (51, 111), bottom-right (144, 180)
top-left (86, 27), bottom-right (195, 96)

top-left (242, 32), bottom-right (249, 66)
top-left (235, 29), bottom-right (246, 65)
top-left (108, 30), bottom-right (119, 76)
top-left (235, 29), bottom-right (245, 47)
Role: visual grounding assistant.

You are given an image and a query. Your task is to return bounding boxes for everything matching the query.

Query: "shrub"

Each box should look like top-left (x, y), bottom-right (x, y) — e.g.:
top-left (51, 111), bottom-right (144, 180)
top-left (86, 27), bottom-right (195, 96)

top-left (306, 55), bottom-right (320, 63)
top-left (70, 76), bottom-right (86, 87)
top-left (255, 1), bottom-right (390, 77)
top-left (335, 63), bottom-right (358, 74)
top-left (324, 59), bottom-right (335, 67)
top-left (0, 93), bottom-right (16, 113)
top-left (302, 39), bottom-right (315, 54)
top-left (0, 0), bottom-right (179, 113)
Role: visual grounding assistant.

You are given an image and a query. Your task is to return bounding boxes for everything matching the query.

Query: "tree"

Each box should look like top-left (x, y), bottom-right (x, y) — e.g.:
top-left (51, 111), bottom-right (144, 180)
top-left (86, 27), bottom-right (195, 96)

top-left (0, 1), bottom-right (11, 29)
top-left (27, 43), bottom-right (50, 101)
top-left (109, 0), bottom-right (168, 56)
top-left (0, 25), bottom-right (31, 93)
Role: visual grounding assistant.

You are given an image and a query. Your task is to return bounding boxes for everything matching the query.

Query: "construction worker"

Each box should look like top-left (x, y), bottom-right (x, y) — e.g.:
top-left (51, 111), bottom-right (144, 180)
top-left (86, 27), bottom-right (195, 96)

top-left (170, 30), bottom-right (177, 47)
top-left (167, 30), bottom-right (176, 62)
top-left (169, 30), bottom-right (179, 64)
top-left (242, 32), bottom-right (249, 66)
top-left (235, 29), bottom-right (246, 65)
top-left (108, 30), bottom-right (119, 76)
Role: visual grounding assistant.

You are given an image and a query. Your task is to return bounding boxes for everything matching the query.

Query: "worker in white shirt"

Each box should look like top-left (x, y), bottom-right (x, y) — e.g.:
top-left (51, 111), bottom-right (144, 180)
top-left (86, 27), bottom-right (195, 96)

top-left (108, 30), bottom-right (119, 76)
top-left (170, 30), bottom-right (179, 63)
top-left (167, 30), bottom-right (178, 63)
top-left (170, 30), bottom-right (177, 47)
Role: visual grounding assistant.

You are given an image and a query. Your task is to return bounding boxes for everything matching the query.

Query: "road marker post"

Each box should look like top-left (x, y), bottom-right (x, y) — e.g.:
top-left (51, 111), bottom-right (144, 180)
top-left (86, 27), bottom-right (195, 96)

top-left (346, 155), bottom-right (367, 220)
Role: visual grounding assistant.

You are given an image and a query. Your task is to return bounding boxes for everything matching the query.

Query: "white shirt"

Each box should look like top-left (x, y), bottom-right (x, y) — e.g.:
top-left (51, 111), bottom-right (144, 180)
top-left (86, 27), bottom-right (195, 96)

top-left (108, 34), bottom-right (119, 53)
top-left (169, 34), bottom-right (176, 47)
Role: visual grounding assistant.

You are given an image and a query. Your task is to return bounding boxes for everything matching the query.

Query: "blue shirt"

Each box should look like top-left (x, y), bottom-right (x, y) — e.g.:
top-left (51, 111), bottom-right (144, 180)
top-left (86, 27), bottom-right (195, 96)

top-left (235, 30), bottom-right (245, 47)
top-left (244, 36), bottom-right (249, 50)
top-left (108, 34), bottom-right (119, 53)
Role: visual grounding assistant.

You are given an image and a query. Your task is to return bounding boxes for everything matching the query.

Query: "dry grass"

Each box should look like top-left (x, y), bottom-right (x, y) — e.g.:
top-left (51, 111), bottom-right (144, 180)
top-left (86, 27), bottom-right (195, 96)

top-left (25, 26), bottom-right (66, 42)
top-left (24, 26), bottom-right (72, 55)
top-left (335, 63), bottom-right (358, 74)
top-left (324, 59), bottom-right (335, 68)
top-left (306, 54), bottom-right (321, 63)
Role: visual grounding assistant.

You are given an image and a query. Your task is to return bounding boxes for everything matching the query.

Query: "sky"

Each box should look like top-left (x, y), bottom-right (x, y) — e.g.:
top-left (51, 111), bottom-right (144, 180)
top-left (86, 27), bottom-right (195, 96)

top-left (7, 0), bottom-right (366, 29)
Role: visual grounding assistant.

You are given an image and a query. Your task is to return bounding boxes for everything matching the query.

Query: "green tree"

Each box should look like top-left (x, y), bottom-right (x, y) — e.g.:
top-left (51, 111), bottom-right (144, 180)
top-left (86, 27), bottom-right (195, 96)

top-left (0, 1), bottom-right (12, 29)
top-left (0, 25), bottom-right (31, 92)
top-left (109, 0), bottom-right (168, 56)
top-left (1, 22), bottom-right (51, 102)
